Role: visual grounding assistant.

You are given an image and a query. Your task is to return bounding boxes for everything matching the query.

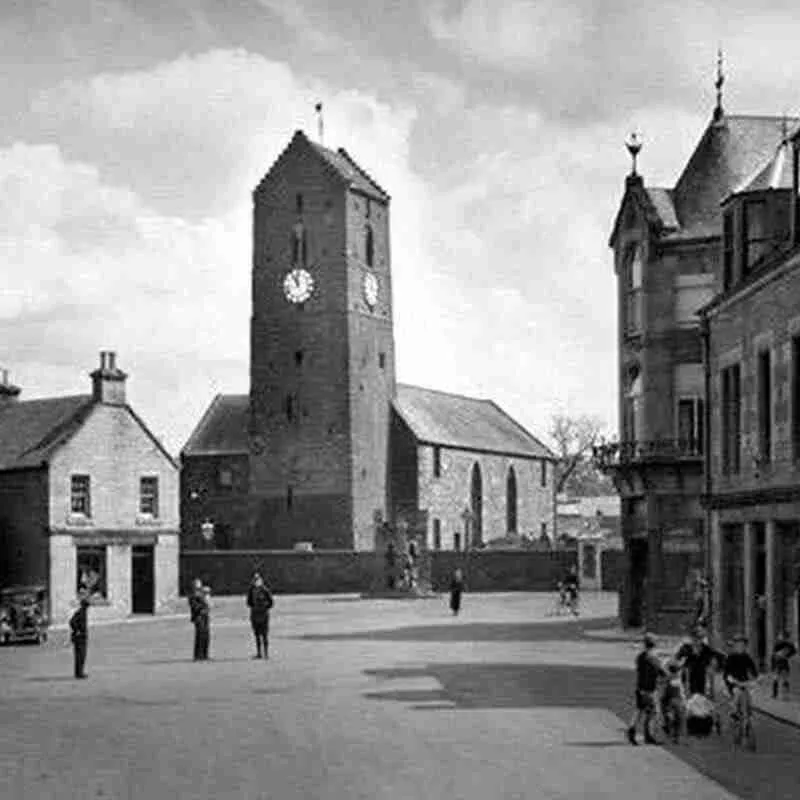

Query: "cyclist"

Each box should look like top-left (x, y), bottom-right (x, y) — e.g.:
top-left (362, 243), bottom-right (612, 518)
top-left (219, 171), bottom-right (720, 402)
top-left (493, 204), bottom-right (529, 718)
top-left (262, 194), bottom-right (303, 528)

top-left (723, 633), bottom-right (758, 728)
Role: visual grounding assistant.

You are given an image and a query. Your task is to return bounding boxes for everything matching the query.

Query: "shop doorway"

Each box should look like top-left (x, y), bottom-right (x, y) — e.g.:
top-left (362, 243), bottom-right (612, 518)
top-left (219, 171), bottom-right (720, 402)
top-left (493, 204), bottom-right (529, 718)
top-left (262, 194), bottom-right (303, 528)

top-left (132, 545), bottom-right (155, 614)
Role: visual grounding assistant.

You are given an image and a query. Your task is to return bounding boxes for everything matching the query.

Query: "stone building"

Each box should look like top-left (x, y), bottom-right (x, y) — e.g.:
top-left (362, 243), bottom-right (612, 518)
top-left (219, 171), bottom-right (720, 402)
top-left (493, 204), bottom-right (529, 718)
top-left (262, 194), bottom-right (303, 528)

top-left (0, 353), bottom-right (179, 624)
top-left (182, 130), bottom-right (556, 552)
top-left (595, 74), bottom-right (792, 630)
top-left (703, 125), bottom-right (800, 663)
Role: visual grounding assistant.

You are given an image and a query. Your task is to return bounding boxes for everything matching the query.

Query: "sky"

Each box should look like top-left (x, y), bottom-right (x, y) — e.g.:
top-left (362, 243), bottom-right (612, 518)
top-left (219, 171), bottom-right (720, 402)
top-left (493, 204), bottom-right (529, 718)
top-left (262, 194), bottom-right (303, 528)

top-left (3, 0), bottom-right (800, 455)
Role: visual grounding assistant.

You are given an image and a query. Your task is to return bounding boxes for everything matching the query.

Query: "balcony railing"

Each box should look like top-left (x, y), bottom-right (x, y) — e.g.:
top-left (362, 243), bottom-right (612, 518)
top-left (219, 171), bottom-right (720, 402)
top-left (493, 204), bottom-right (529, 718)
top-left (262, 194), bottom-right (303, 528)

top-left (593, 438), bottom-right (704, 470)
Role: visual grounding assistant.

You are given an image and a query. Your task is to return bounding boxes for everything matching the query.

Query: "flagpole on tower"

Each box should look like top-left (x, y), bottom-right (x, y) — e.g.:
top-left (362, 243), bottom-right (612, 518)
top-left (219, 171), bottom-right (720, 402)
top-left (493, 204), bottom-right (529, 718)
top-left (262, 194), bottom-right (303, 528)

top-left (315, 102), bottom-right (324, 145)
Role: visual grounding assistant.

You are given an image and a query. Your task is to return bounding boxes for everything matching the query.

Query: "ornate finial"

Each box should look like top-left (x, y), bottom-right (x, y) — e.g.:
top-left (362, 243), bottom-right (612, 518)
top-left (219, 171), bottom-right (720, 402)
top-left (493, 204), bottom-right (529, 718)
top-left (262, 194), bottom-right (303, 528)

top-left (315, 102), bottom-right (324, 145)
top-left (714, 47), bottom-right (725, 121)
top-left (625, 131), bottom-right (643, 176)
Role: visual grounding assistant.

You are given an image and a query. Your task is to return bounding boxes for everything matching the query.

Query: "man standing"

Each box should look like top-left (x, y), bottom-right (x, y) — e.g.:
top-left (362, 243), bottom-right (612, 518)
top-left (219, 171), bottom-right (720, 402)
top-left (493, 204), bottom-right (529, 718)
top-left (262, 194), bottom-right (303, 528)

top-left (70, 592), bottom-right (90, 679)
top-left (189, 578), bottom-right (210, 661)
top-left (246, 572), bottom-right (274, 659)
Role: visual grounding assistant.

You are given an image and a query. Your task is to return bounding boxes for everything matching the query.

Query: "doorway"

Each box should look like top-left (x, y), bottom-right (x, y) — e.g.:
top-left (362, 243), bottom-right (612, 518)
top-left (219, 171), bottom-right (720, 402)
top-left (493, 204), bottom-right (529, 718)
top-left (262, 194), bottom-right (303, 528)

top-left (628, 539), bottom-right (648, 628)
top-left (132, 545), bottom-right (155, 614)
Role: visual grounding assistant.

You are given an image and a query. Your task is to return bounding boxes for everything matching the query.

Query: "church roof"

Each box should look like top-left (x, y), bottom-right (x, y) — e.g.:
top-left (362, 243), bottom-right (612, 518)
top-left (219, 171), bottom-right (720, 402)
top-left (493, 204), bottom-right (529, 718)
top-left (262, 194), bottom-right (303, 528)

top-left (393, 384), bottom-right (555, 460)
top-left (181, 394), bottom-right (249, 457)
top-left (668, 115), bottom-right (796, 239)
top-left (308, 140), bottom-right (390, 202)
top-left (0, 395), bottom-right (94, 471)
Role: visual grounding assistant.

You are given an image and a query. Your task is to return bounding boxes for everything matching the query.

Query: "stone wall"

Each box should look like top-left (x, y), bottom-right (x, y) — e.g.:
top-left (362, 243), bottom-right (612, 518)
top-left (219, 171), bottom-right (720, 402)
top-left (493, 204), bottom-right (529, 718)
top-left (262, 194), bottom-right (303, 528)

top-left (180, 548), bottom-right (583, 596)
top-left (416, 446), bottom-right (555, 550)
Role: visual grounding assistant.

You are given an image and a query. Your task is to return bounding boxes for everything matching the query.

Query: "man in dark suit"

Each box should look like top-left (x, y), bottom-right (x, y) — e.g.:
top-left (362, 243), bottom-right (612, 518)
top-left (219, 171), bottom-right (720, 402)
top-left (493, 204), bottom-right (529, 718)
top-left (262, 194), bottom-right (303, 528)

top-left (188, 578), bottom-right (210, 661)
top-left (70, 592), bottom-right (91, 679)
top-left (246, 572), bottom-right (274, 659)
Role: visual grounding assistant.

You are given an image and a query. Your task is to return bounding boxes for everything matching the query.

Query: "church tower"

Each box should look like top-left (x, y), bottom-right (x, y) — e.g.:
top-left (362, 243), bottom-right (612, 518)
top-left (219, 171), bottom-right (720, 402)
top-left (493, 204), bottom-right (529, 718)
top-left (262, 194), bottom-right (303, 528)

top-left (249, 130), bottom-right (396, 550)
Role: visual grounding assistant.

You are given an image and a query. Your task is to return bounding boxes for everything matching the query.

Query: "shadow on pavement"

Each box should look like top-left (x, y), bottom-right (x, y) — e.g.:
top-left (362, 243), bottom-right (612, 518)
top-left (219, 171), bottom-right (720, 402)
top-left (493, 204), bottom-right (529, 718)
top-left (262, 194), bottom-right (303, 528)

top-left (138, 657), bottom-right (258, 665)
top-left (299, 617), bottom-right (616, 644)
top-left (364, 663), bottom-right (633, 712)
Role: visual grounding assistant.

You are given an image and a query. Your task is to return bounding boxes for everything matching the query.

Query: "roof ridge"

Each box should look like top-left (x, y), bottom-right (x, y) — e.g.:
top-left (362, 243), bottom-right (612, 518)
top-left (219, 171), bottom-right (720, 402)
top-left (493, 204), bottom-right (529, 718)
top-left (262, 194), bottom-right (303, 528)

top-left (335, 147), bottom-right (390, 200)
top-left (397, 382), bottom-right (491, 405)
top-left (182, 393), bottom-right (226, 456)
top-left (484, 399), bottom-right (556, 459)
top-left (253, 130), bottom-right (308, 195)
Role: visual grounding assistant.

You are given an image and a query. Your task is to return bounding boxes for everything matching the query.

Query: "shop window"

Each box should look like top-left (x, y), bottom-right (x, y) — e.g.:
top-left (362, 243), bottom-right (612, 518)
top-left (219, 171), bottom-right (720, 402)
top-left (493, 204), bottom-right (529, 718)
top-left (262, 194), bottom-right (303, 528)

top-left (76, 546), bottom-right (107, 599)
top-left (70, 474), bottom-right (91, 517)
top-left (139, 476), bottom-right (159, 517)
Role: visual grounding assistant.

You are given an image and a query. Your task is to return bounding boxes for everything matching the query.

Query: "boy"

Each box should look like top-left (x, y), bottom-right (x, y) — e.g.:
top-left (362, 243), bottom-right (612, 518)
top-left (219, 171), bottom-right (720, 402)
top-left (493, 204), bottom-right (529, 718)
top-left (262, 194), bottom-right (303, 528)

top-left (660, 661), bottom-right (687, 743)
top-left (723, 634), bottom-right (758, 722)
top-left (246, 572), bottom-right (274, 659)
top-left (771, 631), bottom-right (797, 699)
top-left (628, 633), bottom-right (667, 745)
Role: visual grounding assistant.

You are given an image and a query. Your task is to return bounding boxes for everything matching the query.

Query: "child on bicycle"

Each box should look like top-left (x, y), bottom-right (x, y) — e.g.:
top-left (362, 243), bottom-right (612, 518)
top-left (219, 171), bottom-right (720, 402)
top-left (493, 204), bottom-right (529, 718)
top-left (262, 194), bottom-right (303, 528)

top-left (723, 633), bottom-right (758, 721)
top-left (771, 630), bottom-right (797, 699)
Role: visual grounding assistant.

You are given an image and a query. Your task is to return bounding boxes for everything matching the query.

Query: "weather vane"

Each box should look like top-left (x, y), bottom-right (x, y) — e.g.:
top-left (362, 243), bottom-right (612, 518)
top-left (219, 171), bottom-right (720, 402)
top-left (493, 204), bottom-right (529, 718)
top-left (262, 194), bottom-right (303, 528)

top-left (625, 132), bottom-right (643, 176)
top-left (714, 47), bottom-right (725, 121)
top-left (315, 102), bottom-right (324, 145)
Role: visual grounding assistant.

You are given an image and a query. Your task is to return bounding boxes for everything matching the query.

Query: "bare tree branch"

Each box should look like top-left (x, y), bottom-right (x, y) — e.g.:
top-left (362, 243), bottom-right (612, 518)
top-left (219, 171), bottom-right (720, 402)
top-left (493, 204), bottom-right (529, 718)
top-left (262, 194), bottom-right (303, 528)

top-left (549, 414), bottom-right (607, 495)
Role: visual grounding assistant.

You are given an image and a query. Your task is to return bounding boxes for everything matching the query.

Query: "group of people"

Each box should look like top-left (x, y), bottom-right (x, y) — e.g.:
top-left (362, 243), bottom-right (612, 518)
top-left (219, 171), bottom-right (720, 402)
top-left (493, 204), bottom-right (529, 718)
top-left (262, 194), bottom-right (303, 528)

top-left (187, 572), bottom-right (274, 661)
top-left (628, 624), bottom-right (797, 745)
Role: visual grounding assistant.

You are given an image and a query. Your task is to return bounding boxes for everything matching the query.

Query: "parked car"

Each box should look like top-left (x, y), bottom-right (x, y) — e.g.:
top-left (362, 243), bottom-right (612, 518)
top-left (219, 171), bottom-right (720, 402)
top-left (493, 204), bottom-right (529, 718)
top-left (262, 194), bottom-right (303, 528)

top-left (0, 585), bottom-right (48, 645)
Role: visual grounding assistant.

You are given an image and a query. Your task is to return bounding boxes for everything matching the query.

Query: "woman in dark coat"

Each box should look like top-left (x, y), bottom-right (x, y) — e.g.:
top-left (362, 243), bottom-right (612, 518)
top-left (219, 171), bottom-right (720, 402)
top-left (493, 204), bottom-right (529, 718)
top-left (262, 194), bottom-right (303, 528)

top-left (449, 568), bottom-right (465, 615)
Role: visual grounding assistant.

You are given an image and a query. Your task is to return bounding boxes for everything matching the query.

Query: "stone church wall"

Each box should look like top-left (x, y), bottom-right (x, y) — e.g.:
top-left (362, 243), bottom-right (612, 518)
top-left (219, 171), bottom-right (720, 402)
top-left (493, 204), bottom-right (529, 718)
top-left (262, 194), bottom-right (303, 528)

top-left (416, 446), bottom-right (555, 549)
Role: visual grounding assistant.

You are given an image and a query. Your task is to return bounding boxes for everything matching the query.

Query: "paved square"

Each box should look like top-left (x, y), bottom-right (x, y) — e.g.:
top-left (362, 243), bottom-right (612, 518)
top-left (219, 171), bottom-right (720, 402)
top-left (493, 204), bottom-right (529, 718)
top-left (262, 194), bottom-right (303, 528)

top-left (1, 592), bottom-right (797, 799)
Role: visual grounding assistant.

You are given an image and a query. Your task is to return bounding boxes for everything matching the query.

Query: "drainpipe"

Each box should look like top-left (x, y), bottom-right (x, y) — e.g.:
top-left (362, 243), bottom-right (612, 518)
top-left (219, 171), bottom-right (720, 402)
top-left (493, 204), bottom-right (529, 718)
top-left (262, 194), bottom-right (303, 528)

top-left (700, 312), bottom-right (713, 637)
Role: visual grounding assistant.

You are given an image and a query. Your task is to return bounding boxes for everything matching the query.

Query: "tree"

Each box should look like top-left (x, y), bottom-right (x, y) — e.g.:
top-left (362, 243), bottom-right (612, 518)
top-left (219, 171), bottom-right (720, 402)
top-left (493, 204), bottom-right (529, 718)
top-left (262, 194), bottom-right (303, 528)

top-left (549, 414), bottom-right (612, 497)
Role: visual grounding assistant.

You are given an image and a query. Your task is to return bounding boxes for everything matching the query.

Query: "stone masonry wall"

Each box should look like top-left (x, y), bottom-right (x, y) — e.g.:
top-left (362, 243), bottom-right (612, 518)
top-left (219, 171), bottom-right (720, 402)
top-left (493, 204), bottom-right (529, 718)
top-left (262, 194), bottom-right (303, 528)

top-left (416, 446), bottom-right (555, 549)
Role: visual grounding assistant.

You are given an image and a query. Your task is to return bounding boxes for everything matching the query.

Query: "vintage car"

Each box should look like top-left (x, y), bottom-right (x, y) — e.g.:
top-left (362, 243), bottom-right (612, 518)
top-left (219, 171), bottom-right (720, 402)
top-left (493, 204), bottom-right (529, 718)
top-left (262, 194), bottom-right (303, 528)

top-left (0, 585), bottom-right (48, 645)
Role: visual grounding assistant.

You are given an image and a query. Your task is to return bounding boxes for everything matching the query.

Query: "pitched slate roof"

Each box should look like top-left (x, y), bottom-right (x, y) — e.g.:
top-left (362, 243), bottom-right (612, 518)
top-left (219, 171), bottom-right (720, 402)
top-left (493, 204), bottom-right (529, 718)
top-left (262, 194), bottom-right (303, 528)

top-left (182, 394), bottom-right (249, 457)
top-left (645, 187), bottom-right (679, 229)
top-left (393, 384), bottom-right (555, 460)
top-left (668, 115), bottom-right (797, 239)
top-left (308, 141), bottom-right (389, 202)
top-left (0, 396), bottom-right (94, 471)
top-left (731, 135), bottom-right (795, 195)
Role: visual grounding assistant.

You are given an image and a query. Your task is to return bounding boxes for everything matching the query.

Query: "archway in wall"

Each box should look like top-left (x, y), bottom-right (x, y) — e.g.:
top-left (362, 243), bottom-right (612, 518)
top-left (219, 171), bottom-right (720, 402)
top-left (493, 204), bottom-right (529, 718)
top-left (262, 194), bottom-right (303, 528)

top-left (506, 466), bottom-right (518, 534)
top-left (470, 463), bottom-right (483, 547)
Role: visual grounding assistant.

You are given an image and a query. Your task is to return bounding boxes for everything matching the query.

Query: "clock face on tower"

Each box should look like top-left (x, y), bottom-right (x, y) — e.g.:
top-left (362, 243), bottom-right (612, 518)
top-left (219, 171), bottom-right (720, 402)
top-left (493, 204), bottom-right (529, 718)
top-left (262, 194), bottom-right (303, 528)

top-left (363, 271), bottom-right (378, 308)
top-left (283, 268), bottom-right (314, 304)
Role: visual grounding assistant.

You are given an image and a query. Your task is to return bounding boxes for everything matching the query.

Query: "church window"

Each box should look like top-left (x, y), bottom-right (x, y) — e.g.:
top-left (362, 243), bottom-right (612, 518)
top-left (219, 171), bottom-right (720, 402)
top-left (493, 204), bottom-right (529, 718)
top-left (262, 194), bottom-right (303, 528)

top-left (379, 352), bottom-right (386, 369)
top-left (365, 225), bottom-right (375, 267)
top-left (291, 223), bottom-right (308, 266)
top-left (433, 446), bottom-right (441, 478)
top-left (506, 466), bottom-right (518, 534)
top-left (470, 463), bottom-right (483, 547)
top-left (540, 460), bottom-right (547, 487)
top-left (433, 519), bottom-right (442, 551)
top-left (624, 245), bottom-right (643, 334)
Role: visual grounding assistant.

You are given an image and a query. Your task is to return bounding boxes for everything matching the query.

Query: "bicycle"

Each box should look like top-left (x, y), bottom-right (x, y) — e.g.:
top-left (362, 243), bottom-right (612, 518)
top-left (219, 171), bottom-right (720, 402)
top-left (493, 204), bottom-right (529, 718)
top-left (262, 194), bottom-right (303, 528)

top-left (727, 678), bottom-right (757, 751)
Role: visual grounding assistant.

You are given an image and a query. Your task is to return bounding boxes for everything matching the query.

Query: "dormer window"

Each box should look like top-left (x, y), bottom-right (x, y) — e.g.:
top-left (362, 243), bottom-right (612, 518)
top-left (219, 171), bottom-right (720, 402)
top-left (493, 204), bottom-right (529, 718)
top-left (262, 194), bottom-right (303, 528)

top-left (722, 211), bottom-right (734, 290)
top-left (624, 245), bottom-right (643, 334)
top-left (742, 198), bottom-right (768, 275)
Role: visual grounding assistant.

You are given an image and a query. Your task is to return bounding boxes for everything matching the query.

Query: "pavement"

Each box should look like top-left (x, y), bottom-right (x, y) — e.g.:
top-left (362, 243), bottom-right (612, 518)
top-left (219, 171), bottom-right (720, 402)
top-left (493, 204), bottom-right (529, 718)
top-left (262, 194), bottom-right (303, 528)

top-left (586, 627), bottom-right (800, 730)
top-left (1, 591), bottom-right (799, 799)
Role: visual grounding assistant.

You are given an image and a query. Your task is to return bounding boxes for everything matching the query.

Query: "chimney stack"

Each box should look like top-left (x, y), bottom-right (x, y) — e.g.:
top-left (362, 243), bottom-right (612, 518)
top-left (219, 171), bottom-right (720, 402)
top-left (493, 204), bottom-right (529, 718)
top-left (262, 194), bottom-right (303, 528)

top-left (0, 368), bottom-right (21, 407)
top-left (91, 350), bottom-right (127, 405)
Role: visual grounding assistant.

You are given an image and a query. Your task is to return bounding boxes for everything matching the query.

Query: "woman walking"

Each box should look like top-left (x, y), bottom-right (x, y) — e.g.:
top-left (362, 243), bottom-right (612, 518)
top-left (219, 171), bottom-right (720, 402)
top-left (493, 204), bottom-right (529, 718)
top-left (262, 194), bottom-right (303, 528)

top-left (449, 568), bottom-right (465, 616)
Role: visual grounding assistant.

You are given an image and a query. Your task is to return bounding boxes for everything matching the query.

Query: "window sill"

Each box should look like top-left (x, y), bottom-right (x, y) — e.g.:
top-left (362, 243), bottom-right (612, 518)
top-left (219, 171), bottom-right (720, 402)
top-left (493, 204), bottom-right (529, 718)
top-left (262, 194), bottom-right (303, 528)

top-left (135, 515), bottom-right (161, 527)
top-left (66, 514), bottom-right (94, 527)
